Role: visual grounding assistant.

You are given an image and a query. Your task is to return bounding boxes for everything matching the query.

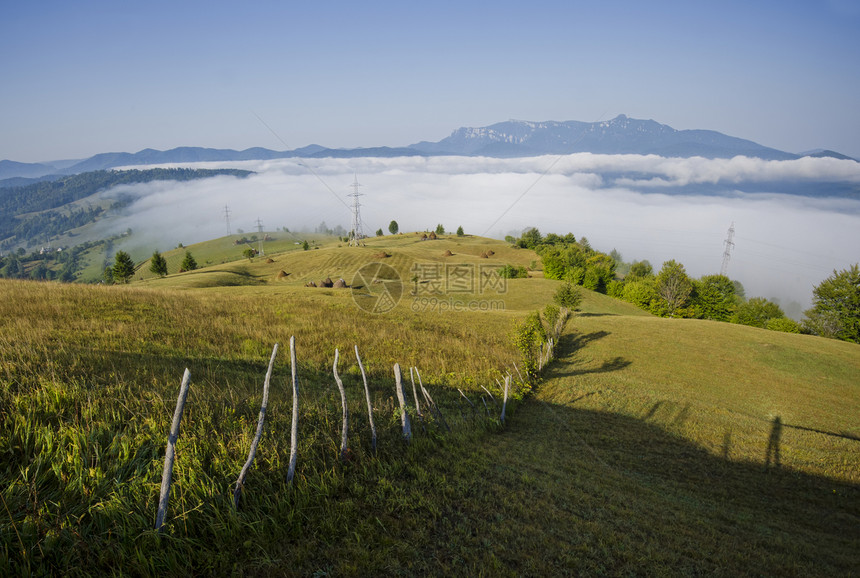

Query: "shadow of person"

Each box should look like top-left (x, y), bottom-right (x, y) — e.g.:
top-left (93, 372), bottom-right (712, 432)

top-left (765, 416), bottom-right (782, 468)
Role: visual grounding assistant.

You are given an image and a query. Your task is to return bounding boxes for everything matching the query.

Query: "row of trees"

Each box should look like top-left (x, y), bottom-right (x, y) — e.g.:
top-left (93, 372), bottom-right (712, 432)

top-left (514, 228), bottom-right (858, 343)
top-left (104, 250), bottom-right (198, 284)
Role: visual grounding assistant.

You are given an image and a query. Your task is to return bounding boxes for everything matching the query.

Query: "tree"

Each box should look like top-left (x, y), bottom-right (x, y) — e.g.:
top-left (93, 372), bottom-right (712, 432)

top-left (376, 228), bottom-right (384, 237)
top-left (456, 225), bottom-right (464, 237)
top-left (804, 264), bottom-right (860, 343)
top-left (150, 250), bottom-right (168, 277)
top-left (243, 248), bottom-right (256, 261)
top-left (692, 274), bottom-right (736, 321)
top-left (518, 227), bottom-right (542, 249)
top-left (112, 250), bottom-right (135, 283)
top-left (553, 282), bottom-right (583, 310)
top-left (628, 260), bottom-right (653, 280)
top-left (435, 224), bottom-right (445, 235)
top-left (388, 220), bottom-right (399, 235)
top-left (731, 297), bottom-right (784, 328)
top-left (655, 260), bottom-right (692, 317)
top-left (180, 250), bottom-right (198, 272)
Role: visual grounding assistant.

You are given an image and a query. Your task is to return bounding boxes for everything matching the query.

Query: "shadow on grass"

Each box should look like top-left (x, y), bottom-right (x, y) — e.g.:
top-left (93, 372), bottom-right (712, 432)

top-left (427, 401), bottom-right (860, 576)
top-left (543, 330), bottom-right (631, 378)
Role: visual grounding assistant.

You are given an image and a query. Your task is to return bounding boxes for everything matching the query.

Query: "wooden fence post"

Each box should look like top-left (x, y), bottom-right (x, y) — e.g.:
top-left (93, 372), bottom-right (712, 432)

top-left (333, 348), bottom-right (349, 460)
top-left (155, 368), bottom-right (191, 532)
top-left (233, 344), bottom-right (278, 508)
top-left (287, 336), bottom-right (299, 484)
top-left (500, 374), bottom-right (510, 425)
top-left (355, 345), bottom-right (377, 452)
top-left (394, 363), bottom-right (412, 442)
top-left (409, 366), bottom-right (423, 419)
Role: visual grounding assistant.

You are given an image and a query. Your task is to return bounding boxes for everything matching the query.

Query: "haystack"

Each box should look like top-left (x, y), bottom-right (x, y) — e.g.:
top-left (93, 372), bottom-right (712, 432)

top-left (373, 251), bottom-right (391, 259)
top-left (266, 258), bottom-right (275, 264)
top-left (305, 281), bottom-right (317, 287)
top-left (443, 249), bottom-right (454, 256)
top-left (428, 231), bottom-right (437, 240)
top-left (321, 277), bottom-right (334, 288)
top-left (276, 270), bottom-right (289, 279)
top-left (333, 278), bottom-right (348, 288)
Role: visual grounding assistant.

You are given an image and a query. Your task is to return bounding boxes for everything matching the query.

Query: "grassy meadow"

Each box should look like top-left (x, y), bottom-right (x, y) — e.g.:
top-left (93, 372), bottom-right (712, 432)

top-left (1, 233), bottom-right (858, 576)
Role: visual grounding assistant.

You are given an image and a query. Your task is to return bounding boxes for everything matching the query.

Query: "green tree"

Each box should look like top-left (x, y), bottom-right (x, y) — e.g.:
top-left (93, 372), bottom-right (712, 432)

top-left (150, 250), bottom-right (168, 277)
top-left (376, 228), bottom-right (384, 237)
top-left (388, 220), bottom-right (399, 235)
top-left (456, 225), bottom-right (464, 237)
top-left (112, 250), bottom-right (135, 283)
top-left (553, 282), bottom-right (583, 310)
top-left (1, 258), bottom-right (20, 279)
top-left (518, 227), bottom-right (542, 249)
top-left (655, 260), bottom-right (692, 317)
top-left (435, 224), bottom-right (445, 235)
top-left (180, 250), bottom-right (198, 272)
top-left (731, 297), bottom-right (784, 328)
top-left (628, 260), bottom-right (654, 280)
top-left (302, 240), bottom-right (309, 251)
top-left (692, 274), bottom-right (736, 321)
top-left (243, 248), bottom-right (256, 261)
top-left (803, 264), bottom-right (860, 343)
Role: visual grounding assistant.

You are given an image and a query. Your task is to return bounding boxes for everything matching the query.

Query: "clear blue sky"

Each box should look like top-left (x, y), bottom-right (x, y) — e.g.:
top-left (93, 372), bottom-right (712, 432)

top-left (2, 0), bottom-right (858, 162)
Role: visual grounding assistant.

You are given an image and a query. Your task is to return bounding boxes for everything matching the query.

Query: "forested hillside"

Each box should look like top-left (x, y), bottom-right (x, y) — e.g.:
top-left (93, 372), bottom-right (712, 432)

top-left (0, 168), bottom-right (252, 250)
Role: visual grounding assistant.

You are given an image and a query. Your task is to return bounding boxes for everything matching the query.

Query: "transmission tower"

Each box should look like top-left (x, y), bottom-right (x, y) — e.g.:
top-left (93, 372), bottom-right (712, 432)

top-left (256, 218), bottom-right (265, 256)
top-left (223, 204), bottom-right (232, 236)
top-left (348, 174), bottom-right (365, 247)
top-left (720, 222), bottom-right (735, 276)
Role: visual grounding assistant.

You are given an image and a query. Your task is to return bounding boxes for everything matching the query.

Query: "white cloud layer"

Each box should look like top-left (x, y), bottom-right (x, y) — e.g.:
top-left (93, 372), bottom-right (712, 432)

top-left (101, 154), bottom-right (860, 312)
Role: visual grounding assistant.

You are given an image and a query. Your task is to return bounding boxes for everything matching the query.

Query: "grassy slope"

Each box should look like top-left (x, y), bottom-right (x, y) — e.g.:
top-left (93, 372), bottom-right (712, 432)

top-left (1, 234), bottom-right (858, 575)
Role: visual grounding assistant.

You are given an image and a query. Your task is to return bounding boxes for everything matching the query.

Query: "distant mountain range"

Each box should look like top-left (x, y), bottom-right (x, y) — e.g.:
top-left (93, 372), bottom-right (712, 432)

top-left (2, 115), bottom-right (856, 185)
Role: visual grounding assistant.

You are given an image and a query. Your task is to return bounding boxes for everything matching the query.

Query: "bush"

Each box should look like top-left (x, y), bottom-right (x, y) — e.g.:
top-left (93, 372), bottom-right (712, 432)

top-left (553, 282), bottom-right (583, 310)
top-left (499, 264), bottom-right (528, 279)
top-left (766, 317), bottom-right (802, 333)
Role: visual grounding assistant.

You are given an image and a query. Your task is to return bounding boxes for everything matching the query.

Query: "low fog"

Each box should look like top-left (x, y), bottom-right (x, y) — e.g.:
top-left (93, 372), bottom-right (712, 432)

top-left (97, 154), bottom-right (860, 312)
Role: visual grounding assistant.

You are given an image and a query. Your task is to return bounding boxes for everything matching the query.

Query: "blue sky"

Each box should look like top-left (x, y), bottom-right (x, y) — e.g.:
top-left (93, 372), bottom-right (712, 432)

top-left (2, 0), bottom-right (859, 162)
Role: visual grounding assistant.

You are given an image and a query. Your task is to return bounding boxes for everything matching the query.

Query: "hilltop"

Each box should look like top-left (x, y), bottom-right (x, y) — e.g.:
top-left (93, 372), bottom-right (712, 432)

top-left (1, 232), bottom-right (857, 575)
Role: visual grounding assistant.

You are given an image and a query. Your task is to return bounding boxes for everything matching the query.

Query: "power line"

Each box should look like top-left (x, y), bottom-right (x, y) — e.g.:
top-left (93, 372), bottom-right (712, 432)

top-left (720, 222), bottom-right (735, 276)
top-left (255, 217), bottom-right (265, 256)
top-left (348, 174), bottom-right (366, 246)
top-left (223, 203), bottom-right (232, 236)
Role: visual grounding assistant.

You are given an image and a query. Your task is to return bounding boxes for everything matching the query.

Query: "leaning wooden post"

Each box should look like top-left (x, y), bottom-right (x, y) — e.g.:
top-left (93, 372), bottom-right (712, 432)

top-left (421, 384), bottom-right (450, 432)
top-left (155, 368), bottom-right (191, 532)
top-left (500, 374), bottom-right (510, 425)
top-left (481, 396), bottom-right (491, 417)
top-left (233, 344), bottom-right (278, 508)
top-left (287, 336), bottom-right (299, 484)
top-left (333, 348), bottom-right (349, 460)
top-left (409, 366), bottom-right (423, 419)
top-left (355, 345), bottom-right (377, 452)
top-left (394, 363), bottom-right (412, 442)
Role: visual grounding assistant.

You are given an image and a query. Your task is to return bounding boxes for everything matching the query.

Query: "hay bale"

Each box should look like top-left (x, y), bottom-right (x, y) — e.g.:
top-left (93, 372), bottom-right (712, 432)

top-left (429, 231), bottom-right (437, 240)
top-left (305, 281), bottom-right (317, 287)
top-left (373, 251), bottom-right (391, 259)
top-left (266, 258), bottom-right (275, 264)
top-left (479, 251), bottom-right (489, 258)
top-left (321, 278), bottom-right (334, 288)
top-left (443, 249), bottom-right (454, 256)
top-left (276, 270), bottom-right (289, 279)
top-left (333, 278), bottom-right (348, 288)
top-left (486, 250), bottom-right (495, 256)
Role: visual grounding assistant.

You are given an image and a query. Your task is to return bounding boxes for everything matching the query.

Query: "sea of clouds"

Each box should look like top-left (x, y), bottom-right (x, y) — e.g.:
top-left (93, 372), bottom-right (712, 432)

top-left (99, 153), bottom-right (860, 313)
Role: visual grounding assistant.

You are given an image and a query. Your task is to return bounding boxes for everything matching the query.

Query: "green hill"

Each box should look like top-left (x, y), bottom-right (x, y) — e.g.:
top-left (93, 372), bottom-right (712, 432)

top-left (1, 234), bottom-right (857, 575)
